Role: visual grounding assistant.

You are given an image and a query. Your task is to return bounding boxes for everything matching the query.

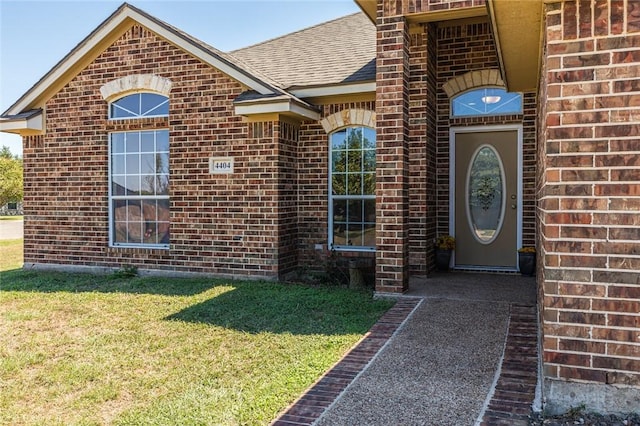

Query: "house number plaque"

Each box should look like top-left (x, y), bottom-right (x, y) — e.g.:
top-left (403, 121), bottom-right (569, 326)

top-left (209, 157), bottom-right (234, 174)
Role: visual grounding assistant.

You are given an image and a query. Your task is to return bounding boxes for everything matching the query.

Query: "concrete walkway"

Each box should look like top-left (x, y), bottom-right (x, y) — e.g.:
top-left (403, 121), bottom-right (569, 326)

top-left (272, 273), bottom-right (538, 426)
top-left (0, 219), bottom-right (23, 240)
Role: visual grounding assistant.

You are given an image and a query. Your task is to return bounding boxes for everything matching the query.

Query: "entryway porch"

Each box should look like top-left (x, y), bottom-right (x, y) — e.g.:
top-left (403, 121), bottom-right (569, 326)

top-left (406, 271), bottom-right (537, 304)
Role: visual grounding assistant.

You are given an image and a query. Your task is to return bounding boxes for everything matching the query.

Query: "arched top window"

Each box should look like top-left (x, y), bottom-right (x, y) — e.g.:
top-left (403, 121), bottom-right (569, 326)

top-left (109, 93), bottom-right (169, 119)
top-left (451, 88), bottom-right (522, 118)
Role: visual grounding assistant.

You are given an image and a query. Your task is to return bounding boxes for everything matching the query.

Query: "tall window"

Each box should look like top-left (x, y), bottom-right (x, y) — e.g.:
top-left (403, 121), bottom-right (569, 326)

top-left (109, 93), bottom-right (169, 248)
top-left (329, 127), bottom-right (376, 251)
top-left (451, 87), bottom-right (522, 117)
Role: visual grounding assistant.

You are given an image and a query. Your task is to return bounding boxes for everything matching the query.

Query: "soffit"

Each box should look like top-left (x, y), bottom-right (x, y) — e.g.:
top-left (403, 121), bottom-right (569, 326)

top-left (487, 0), bottom-right (543, 92)
top-left (354, 0), bottom-right (543, 93)
top-left (353, 0), bottom-right (376, 23)
top-left (354, 0), bottom-right (487, 23)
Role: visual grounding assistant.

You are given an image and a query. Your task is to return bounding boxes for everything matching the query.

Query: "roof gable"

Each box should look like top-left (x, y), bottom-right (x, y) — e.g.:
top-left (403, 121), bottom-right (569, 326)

top-left (232, 13), bottom-right (375, 89)
top-left (2, 3), bottom-right (283, 117)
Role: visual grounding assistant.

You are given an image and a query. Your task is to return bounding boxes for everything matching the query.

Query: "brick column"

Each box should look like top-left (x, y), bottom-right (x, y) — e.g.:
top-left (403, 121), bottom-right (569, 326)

top-left (274, 120), bottom-right (299, 278)
top-left (539, 0), bottom-right (640, 414)
top-left (375, 12), bottom-right (410, 293)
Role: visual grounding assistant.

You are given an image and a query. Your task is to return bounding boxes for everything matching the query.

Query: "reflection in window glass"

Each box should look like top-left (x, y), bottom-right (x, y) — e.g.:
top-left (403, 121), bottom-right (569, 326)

top-left (329, 127), bottom-right (376, 250)
top-left (467, 145), bottom-right (505, 244)
top-left (110, 93), bottom-right (169, 119)
top-left (110, 130), bottom-right (169, 247)
top-left (452, 88), bottom-right (522, 117)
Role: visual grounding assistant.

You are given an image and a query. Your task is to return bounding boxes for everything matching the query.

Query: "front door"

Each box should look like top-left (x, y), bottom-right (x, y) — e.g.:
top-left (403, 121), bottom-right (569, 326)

top-left (452, 128), bottom-right (521, 270)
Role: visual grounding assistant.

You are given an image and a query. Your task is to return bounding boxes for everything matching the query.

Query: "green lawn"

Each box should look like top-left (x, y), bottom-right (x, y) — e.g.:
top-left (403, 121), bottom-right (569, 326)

top-left (0, 253), bottom-right (392, 424)
top-left (0, 239), bottom-right (23, 271)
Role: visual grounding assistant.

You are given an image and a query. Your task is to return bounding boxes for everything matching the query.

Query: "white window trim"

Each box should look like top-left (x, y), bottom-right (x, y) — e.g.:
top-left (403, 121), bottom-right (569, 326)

top-left (328, 126), bottom-right (376, 252)
top-left (108, 129), bottom-right (170, 249)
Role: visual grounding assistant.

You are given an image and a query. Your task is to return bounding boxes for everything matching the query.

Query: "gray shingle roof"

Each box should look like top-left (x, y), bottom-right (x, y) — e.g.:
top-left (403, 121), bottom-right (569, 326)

top-left (231, 13), bottom-right (376, 89)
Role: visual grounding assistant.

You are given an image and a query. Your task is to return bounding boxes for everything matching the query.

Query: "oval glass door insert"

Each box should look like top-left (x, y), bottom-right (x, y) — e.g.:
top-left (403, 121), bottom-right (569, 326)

top-left (466, 145), bottom-right (505, 244)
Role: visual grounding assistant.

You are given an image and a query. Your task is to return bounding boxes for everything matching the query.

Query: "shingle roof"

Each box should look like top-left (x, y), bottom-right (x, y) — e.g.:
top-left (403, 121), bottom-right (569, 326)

top-left (231, 13), bottom-right (376, 89)
top-left (157, 14), bottom-right (284, 93)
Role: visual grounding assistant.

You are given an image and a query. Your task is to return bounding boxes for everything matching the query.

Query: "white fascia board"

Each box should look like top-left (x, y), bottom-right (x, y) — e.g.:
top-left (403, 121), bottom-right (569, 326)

top-left (6, 8), bottom-right (274, 116)
top-left (0, 113), bottom-right (43, 133)
top-left (290, 82), bottom-right (375, 99)
top-left (235, 100), bottom-right (320, 121)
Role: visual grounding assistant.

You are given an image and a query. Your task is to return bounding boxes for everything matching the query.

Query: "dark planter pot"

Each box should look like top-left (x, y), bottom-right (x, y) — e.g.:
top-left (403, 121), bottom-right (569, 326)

top-left (518, 252), bottom-right (536, 276)
top-left (435, 249), bottom-right (452, 271)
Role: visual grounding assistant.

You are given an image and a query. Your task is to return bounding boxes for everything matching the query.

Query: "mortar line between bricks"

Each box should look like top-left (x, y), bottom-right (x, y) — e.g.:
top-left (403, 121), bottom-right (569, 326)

top-left (270, 298), bottom-right (422, 426)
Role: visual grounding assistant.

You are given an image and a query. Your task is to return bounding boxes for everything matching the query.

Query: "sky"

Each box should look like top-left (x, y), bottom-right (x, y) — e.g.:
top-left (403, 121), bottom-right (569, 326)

top-left (0, 0), bottom-right (361, 157)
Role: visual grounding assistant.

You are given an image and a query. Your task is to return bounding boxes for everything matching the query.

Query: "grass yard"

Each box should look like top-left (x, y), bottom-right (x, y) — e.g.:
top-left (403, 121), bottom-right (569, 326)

top-left (0, 253), bottom-right (392, 425)
top-left (0, 239), bottom-right (23, 271)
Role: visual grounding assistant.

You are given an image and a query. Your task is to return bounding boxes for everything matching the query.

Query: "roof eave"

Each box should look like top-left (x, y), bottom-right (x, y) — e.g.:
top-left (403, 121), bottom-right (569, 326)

top-left (487, 0), bottom-right (543, 92)
top-left (0, 110), bottom-right (44, 135)
top-left (290, 81), bottom-right (375, 99)
top-left (354, 0), bottom-right (376, 23)
top-left (234, 97), bottom-right (321, 121)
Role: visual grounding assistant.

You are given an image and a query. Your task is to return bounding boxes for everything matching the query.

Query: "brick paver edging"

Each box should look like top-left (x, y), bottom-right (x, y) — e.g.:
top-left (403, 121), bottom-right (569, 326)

top-left (271, 298), bottom-right (422, 426)
top-left (478, 304), bottom-right (539, 426)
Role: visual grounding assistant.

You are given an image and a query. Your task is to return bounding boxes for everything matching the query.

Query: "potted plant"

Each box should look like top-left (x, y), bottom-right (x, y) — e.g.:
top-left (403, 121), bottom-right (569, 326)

top-left (435, 235), bottom-right (455, 271)
top-left (518, 246), bottom-right (536, 276)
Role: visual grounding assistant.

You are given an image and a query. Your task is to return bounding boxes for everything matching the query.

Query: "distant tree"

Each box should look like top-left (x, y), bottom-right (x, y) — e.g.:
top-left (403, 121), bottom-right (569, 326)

top-left (0, 146), bottom-right (13, 159)
top-left (0, 145), bottom-right (23, 206)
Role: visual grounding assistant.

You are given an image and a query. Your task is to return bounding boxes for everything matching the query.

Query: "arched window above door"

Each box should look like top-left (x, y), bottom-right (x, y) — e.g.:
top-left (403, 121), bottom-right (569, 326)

top-left (451, 88), bottom-right (522, 118)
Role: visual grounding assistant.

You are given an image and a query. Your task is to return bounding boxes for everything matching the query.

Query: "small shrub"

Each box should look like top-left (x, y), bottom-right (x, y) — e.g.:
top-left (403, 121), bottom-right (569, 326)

top-left (112, 265), bottom-right (138, 278)
top-left (435, 235), bottom-right (455, 250)
top-left (518, 246), bottom-right (536, 253)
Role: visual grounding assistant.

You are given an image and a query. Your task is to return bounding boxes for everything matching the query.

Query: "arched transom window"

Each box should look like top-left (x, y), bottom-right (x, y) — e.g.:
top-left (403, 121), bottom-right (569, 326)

top-left (451, 88), bottom-right (522, 118)
top-left (109, 92), bottom-right (169, 119)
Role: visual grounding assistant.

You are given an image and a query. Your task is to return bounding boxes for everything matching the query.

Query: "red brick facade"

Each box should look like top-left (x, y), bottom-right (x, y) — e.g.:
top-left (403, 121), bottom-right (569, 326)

top-left (374, 0), bottom-right (640, 414)
top-left (9, 0), bottom-right (640, 415)
top-left (23, 25), bottom-right (300, 278)
top-left (374, 10), bottom-right (538, 290)
top-left (540, 0), bottom-right (640, 394)
top-left (375, 11), bottom-right (412, 292)
top-left (22, 23), bottom-right (378, 281)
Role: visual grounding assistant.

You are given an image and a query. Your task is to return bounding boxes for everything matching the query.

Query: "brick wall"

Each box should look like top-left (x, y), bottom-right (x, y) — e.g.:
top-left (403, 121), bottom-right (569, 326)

top-left (375, 7), bottom-right (411, 292)
top-left (23, 24), bottom-right (292, 278)
top-left (372, 1), bottom-right (538, 283)
top-left (297, 101), bottom-right (377, 270)
top-left (540, 0), bottom-right (640, 396)
top-left (381, 0), bottom-right (486, 15)
top-left (275, 120), bottom-right (299, 274)
top-left (407, 24), bottom-right (438, 274)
